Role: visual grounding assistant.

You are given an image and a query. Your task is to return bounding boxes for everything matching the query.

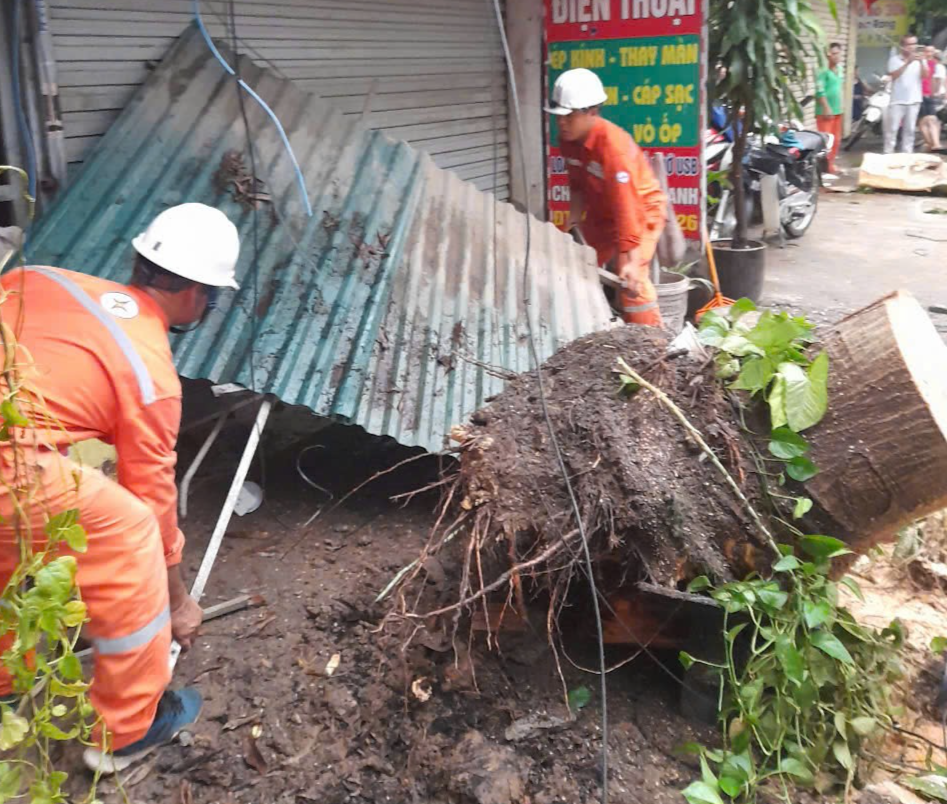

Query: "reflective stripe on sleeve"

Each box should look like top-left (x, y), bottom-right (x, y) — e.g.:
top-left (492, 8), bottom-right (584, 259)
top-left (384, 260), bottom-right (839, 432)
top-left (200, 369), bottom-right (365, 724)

top-left (623, 301), bottom-right (658, 314)
top-left (93, 606), bottom-right (170, 656)
top-left (28, 268), bottom-right (156, 405)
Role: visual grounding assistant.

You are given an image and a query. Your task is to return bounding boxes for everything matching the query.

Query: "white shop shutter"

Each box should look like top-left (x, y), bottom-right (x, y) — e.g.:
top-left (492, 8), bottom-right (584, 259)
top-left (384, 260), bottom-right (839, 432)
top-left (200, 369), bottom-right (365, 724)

top-left (802, 0), bottom-right (851, 130)
top-left (47, 0), bottom-right (510, 199)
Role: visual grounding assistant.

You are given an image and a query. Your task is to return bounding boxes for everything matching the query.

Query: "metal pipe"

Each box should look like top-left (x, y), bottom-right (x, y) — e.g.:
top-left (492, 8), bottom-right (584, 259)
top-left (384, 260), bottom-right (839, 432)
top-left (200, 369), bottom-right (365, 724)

top-left (169, 395), bottom-right (273, 671)
top-left (179, 407), bottom-right (230, 519)
top-left (30, 0), bottom-right (66, 192)
top-left (0, 3), bottom-right (29, 225)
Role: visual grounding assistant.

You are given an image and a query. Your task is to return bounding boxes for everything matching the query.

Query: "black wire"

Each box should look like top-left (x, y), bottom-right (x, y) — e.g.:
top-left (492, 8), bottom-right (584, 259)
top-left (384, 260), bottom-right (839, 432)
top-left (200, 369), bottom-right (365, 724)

top-left (487, 2), bottom-right (609, 801)
top-left (228, 1), bottom-right (270, 501)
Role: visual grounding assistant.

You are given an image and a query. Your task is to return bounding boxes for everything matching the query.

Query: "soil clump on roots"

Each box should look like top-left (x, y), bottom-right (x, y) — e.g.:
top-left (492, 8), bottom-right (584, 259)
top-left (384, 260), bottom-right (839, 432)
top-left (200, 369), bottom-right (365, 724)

top-left (438, 326), bottom-right (773, 607)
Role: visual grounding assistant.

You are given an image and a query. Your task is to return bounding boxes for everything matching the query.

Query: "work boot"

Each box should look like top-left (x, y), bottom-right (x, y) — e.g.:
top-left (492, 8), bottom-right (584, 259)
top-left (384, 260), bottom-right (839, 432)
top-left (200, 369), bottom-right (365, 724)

top-left (82, 687), bottom-right (203, 774)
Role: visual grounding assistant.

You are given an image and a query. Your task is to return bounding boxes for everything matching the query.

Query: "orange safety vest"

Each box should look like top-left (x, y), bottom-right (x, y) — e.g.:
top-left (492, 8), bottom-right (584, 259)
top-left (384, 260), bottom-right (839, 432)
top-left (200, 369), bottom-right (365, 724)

top-left (1, 267), bottom-right (185, 565)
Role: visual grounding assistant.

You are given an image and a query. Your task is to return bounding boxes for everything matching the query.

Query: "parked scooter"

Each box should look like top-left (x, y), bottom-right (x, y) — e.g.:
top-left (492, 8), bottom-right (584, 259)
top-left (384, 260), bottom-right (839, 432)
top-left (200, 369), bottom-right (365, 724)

top-left (843, 75), bottom-right (889, 151)
top-left (708, 113), bottom-right (827, 242)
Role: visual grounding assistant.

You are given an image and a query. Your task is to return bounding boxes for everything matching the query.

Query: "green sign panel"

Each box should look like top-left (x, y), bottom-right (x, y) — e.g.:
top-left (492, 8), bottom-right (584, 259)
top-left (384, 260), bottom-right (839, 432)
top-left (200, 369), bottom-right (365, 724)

top-left (547, 36), bottom-right (701, 150)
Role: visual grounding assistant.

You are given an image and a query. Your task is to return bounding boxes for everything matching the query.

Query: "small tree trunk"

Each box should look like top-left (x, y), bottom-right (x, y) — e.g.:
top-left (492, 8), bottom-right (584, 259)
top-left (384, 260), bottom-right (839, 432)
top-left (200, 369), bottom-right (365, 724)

top-left (806, 291), bottom-right (947, 553)
top-left (731, 110), bottom-right (751, 249)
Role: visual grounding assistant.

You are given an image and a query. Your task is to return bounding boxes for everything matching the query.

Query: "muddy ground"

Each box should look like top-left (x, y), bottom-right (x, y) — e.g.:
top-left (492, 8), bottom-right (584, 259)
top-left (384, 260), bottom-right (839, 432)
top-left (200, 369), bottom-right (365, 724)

top-left (84, 417), bottom-right (717, 804)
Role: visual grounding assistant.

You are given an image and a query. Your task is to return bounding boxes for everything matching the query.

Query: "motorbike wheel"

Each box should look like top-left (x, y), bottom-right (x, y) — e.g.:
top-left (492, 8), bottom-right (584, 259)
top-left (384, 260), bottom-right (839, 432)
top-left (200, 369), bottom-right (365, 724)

top-left (842, 118), bottom-right (868, 151)
top-left (782, 164), bottom-right (819, 239)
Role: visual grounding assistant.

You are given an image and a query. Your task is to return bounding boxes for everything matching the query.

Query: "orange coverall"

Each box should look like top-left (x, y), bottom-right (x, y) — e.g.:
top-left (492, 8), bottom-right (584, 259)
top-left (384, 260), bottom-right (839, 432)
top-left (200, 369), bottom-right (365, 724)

top-left (560, 117), bottom-right (668, 326)
top-left (0, 266), bottom-right (184, 750)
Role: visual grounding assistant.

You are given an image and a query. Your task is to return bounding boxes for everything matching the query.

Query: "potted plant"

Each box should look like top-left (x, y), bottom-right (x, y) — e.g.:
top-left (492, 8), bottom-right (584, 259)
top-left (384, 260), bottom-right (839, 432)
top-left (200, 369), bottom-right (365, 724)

top-left (708, 0), bottom-right (828, 300)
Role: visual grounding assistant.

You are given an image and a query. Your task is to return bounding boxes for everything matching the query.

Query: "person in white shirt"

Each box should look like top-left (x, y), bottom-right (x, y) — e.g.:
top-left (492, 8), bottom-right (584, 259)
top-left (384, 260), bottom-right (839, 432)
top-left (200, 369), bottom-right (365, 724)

top-left (884, 34), bottom-right (930, 154)
top-left (919, 49), bottom-right (945, 152)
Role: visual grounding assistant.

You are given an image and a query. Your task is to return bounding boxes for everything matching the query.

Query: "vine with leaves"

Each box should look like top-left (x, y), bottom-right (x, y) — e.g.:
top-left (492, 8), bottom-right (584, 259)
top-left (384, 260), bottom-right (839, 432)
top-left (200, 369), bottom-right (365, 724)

top-left (672, 300), bottom-right (903, 804)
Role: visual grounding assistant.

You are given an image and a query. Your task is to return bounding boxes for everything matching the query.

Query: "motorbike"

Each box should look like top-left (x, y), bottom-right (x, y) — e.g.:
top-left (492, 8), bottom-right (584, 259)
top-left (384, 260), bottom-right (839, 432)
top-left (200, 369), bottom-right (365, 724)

top-left (843, 75), bottom-right (889, 151)
top-left (707, 105), bottom-right (827, 242)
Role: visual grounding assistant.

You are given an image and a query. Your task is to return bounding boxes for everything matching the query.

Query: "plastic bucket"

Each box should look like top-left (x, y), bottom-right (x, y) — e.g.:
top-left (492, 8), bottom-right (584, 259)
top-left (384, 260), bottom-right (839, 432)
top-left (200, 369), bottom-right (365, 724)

top-left (710, 239), bottom-right (767, 303)
top-left (656, 271), bottom-right (691, 335)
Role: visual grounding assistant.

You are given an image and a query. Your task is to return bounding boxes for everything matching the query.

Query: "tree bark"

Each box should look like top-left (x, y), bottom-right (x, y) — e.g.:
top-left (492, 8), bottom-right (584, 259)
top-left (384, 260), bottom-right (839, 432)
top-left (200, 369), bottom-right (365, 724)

top-left (806, 291), bottom-right (947, 553)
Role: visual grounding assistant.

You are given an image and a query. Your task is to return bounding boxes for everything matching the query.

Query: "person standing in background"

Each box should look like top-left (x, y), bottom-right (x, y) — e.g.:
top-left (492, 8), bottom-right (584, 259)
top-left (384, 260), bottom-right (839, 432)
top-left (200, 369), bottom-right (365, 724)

top-left (884, 34), bottom-right (929, 154)
top-left (919, 48), bottom-right (945, 152)
top-left (816, 42), bottom-right (844, 175)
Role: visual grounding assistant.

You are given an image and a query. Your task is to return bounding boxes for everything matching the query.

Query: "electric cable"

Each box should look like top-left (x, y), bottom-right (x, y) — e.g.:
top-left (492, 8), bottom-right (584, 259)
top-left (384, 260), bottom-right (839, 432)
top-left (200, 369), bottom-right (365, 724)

top-left (10, 0), bottom-right (38, 202)
top-left (487, 2), bottom-right (610, 800)
top-left (193, 0), bottom-right (312, 217)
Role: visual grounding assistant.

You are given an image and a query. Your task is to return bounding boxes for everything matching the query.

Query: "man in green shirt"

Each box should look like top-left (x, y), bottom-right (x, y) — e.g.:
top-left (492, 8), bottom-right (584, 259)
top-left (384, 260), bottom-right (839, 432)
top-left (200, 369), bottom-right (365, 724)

top-left (816, 42), bottom-right (844, 175)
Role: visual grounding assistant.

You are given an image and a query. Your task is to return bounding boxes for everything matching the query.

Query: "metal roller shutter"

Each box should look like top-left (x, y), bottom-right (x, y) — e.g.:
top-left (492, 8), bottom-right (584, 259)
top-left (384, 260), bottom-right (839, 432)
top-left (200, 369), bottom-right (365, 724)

top-left (47, 0), bottom-right (511, 199)
top-left (802, 0), bottom-right (851, 130)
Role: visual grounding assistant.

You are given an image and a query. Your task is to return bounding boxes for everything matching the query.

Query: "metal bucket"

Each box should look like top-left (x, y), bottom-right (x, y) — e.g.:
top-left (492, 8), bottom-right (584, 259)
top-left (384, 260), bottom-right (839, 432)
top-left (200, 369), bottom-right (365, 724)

top-left (656, 271), bottom-right (691, 335)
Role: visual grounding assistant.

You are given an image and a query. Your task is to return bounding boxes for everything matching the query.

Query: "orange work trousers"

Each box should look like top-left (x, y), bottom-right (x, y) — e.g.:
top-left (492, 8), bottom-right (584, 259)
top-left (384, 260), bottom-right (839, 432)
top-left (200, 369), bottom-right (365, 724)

top-left (0, 447), bottom-right (171, 750)
top-left (603, 238), bottom-right (663, 328)
top-left (816, 114), bottom-right (842, 174)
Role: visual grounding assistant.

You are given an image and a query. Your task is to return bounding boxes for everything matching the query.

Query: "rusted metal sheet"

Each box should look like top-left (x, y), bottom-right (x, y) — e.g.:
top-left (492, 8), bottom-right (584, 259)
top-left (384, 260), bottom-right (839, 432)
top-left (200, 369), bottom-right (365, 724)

top-left (26, 25), bottom-right (612, 453)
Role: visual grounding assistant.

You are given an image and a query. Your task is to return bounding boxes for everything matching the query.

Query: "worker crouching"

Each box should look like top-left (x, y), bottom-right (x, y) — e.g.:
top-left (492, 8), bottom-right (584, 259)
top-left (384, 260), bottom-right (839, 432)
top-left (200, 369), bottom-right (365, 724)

top-left (547, 68), bottom-right (668, 326)
top-left (0, 203), bottom-right (241, 773)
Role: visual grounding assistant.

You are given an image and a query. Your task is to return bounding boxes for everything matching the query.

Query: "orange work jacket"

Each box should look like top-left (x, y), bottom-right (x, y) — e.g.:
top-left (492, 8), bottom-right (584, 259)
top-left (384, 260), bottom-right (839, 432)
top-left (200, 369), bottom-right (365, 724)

top-left (1, 267), bottom-right (185, 566)
top-left (560, 117), bottom-right (667, 266)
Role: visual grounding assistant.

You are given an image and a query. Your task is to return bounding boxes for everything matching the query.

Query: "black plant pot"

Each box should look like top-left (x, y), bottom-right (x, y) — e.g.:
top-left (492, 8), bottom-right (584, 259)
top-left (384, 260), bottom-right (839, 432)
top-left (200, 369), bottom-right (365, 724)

top-left (711, 239), bottom-right (767, 303)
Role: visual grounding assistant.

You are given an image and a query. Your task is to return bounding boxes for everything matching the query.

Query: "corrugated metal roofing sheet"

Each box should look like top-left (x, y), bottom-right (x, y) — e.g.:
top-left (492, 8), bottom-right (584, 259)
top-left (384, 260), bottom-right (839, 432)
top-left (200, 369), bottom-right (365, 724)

top-left (25, 25), bottom-right (612, 453)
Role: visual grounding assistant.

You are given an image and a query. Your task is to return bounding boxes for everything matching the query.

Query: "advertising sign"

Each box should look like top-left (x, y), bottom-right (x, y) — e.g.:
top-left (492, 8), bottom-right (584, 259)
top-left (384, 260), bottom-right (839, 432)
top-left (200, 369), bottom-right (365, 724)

top-left (857, 0), bottom-right (908, 48)
top-left (545, 0), bottom-right (707, 241)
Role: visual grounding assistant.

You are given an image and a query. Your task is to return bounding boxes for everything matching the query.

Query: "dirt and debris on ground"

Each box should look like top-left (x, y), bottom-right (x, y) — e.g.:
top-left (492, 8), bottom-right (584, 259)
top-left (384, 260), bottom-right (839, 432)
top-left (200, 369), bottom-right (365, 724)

top-left (76, 413), bottom-right (713, 804)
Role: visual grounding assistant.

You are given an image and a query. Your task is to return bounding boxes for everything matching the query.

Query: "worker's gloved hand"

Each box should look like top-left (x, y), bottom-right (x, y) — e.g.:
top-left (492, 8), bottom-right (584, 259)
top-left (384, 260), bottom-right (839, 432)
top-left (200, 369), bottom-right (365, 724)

top-left (617, 255), bottom-right (646, 298)
top-left (171, 595), bottom-right (203, 652)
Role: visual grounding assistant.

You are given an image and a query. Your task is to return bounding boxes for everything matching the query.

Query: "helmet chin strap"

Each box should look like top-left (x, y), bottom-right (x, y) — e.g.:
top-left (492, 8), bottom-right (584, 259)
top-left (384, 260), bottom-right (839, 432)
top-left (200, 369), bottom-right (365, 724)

top-left (171, 287), bottom-right (219, 335)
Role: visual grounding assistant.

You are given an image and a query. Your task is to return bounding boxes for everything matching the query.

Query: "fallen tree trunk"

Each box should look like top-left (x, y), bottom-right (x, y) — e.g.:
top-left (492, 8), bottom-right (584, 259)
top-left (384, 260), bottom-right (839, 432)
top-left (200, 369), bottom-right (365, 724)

top-left (807, 291), bottom-right (947, 553)
top-left (396, 292), bottom-right (947, 621)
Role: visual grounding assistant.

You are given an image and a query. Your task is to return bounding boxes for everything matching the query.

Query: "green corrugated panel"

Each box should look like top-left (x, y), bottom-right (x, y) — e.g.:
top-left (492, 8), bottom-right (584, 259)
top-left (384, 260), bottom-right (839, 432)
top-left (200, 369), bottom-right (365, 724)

top-left (26, 25), bottom-right (611, 453)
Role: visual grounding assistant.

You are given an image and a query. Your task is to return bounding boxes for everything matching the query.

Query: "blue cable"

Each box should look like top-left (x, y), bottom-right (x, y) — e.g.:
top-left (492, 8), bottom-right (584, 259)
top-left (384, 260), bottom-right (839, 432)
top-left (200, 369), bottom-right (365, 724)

top-left (193, 0), bottom-right (312, 217)
top-left (11, 0), bottom-right (38, 202)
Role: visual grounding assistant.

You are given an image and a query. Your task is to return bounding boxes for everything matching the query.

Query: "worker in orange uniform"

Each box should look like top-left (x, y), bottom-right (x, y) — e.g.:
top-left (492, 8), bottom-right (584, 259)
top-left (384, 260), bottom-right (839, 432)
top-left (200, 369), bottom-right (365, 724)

top-left (547, 68), bottom-right (668, 326)
top-left (0, 203), bottom-right (240, 773)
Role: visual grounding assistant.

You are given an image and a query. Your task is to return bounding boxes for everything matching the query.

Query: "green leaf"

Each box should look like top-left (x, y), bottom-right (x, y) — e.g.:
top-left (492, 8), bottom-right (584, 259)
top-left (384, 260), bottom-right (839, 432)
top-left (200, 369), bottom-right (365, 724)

top-left (803, 599), bottom-right (833, 629)
top-left (700, 754), bottom-right (718, 787)
top-left (839, 577), bottom-right (864, 602)
top-left (719, 332), bottom-right (765, 357)
top-left (793, 497), bottom-right (814, 520)
top-left (719, 776), bottom-right (742, 797)
top-left (62, 524), bottom-right (87, 554)
top-left (687, 576), bottom-right (712, 593)
top-left (812, 631), bottom-right (854, 665)
top-left (834, 711), bottom-right (847, 739)
top-left (679, 651), bottom-right (696, 671)
top-left (58, 653), bottom-right (82, 681)
top-left (769, 427), bottom-right (810, 459)
top-left (726, 623), bottom-right (748, 643)
top-left (851, 716), bottom-right (876, 737)
top-left (775, 636), bottom-right (805, 685)
top-left (902, 777), bottom-right (947, 802)
top-left (0, 710), bottom-right (28, 751)
top-left (729, 297), bottom-right (757, 318)
top-left (34, 556), bottom-right (78, 602)
top-left (778, 353), bottom-right (829, 433)
top-left (0, 762), bottom-right (21, 800)
top-left (778, 757), bottom-right (814, 783)
top-left (774, 555), bottom-right (801, 572)
top-left (932, 636), bottom-right (947, 654)
top-left (787, 456), bottom-right (818, 482)
top-left (567, 685), bottom-right (592, 712)
top-left (0, 400), bottom-right (29, 428)
top-left (731, 357), bottom-right (775, 394)
top-left (682, 780), bottom-right (725, 804)
top-left (832, 739), bottom-right (854, 771)
top-left (800, 535), bottom-right (851, 561)
top-left (758, 587), bottom-right (789, 611)
top-left (768, 374), bottom-right (788, 430)
top-left (62, 600), bottom-right (87, 629)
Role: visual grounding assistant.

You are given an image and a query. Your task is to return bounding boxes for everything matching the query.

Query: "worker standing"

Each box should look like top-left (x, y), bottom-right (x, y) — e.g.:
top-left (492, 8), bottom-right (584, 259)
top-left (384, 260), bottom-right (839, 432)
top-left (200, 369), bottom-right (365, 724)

top-left (0, 203), bottom-right (240, 773)
top-left (547, 68), bottom-right (668, 326)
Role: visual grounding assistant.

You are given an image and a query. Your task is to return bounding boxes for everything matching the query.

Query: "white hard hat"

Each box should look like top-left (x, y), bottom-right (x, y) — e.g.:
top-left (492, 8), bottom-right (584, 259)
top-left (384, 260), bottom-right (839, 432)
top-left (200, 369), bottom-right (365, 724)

top-left (545, 68), bottom-right (609, 115)
top-left (132, 203), bottom-right (240, 289)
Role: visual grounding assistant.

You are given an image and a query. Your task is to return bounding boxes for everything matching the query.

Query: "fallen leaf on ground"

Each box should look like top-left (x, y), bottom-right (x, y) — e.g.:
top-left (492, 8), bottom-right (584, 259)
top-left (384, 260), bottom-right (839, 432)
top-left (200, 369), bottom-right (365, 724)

top-left (244, 734), bottom-right (269, 775)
